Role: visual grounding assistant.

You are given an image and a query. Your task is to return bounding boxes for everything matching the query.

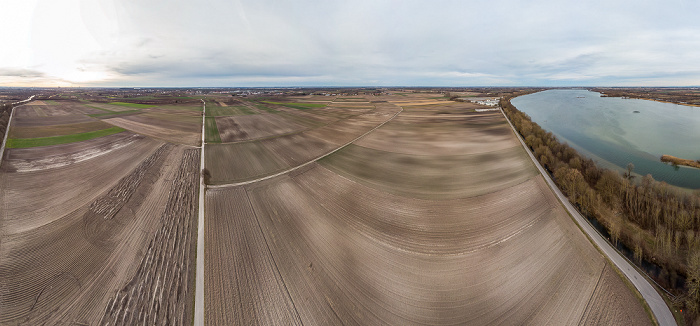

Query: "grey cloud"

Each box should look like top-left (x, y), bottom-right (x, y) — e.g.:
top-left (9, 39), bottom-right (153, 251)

top-left (32, 0), bottom-right (700, 86)
top-left (0, 68), bottom-right (46, 78)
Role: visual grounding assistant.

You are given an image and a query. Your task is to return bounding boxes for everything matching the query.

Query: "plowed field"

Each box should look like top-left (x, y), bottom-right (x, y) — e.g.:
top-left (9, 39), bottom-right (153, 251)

top-left (205, 97), bottom-right (651, 325)
top-left (0, 100), bottom-right (200, 325)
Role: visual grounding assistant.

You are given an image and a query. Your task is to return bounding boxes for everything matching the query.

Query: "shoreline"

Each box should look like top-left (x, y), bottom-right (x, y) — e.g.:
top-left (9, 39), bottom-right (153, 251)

top-left (660, 154), bottom-right (700, 169)
top-left (599, 94), bottom-right (700, 108)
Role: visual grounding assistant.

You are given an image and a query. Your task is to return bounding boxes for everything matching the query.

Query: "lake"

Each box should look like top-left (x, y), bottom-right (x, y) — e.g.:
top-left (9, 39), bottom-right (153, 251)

top-left (511, 89), bottom-right (700, 190)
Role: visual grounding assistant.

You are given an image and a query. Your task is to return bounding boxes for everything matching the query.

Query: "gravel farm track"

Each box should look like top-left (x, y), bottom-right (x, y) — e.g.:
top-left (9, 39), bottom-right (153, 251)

top-left (204, 94), bottom-right (654, 325)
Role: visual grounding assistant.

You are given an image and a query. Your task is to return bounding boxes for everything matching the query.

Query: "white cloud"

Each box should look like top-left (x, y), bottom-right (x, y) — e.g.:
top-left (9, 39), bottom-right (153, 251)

top-left (2, 0), bottom-right (700, 86)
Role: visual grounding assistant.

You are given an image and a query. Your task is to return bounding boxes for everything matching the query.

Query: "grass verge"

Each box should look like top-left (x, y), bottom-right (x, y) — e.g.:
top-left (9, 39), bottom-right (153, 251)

top-left (7, 127), bottom-right (125, 148)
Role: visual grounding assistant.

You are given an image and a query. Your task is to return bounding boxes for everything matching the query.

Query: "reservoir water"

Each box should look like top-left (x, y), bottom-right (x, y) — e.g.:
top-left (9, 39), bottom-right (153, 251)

top-left (511, 89), bottom-right (700, 190)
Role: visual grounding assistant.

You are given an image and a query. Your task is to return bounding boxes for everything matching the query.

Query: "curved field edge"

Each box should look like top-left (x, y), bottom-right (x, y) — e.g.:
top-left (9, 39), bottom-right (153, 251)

top-left (6, 127), bottom-right (126, 148)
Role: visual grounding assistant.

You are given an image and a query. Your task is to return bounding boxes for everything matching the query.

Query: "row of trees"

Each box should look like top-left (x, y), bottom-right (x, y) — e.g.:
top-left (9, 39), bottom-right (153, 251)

top-left (501, 96), bottom-right (700, 318)
top-left (0, 102), bottom-right (12, 138)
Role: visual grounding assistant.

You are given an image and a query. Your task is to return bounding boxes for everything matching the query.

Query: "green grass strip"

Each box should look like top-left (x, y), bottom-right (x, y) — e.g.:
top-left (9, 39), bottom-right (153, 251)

top-left (204, 117), bottom-right (221, 143)
top-left (262, 101), bottom-right (326, 110)
top-left (108, 102), bottom-right (156, 109)
top-left (7, 127), bottom-right (126, 148)
top-left (207, 106), bottom-right (255, 116)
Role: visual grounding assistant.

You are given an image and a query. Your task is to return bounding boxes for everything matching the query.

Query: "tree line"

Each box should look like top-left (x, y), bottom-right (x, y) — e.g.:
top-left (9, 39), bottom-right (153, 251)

top-left (0, 102), bottom-right (12, 138)
top-left (501, 95), bottom-right (700, 319)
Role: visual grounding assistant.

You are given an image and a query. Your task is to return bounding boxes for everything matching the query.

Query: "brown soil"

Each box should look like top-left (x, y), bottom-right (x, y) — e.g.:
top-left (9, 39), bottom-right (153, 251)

top-left (2, 132), bottom-right (143, 168)
top-left (89, 145), bottom-right (171, 220)
top-left (99, 149), bottom-right (199, 325)
top-left (204, 104), bottom-right (401, 184)
top-left (105, 117), bottom-right (200, 146)
top-left (9, 120), bottom-right (114, 138)
top-left (205, 96), bottom-right (652, 325)
top-left (320, 144), bottom-right (538, 199)
top-left (13, 113), bottom-right (96, 127)
top-left (355, 112), bottom-right (517, 156)
top-left (215, 113), bottom-right (306, 142)
top-left (579, 263), bottom-right (651, 325)
top-left (0, 136), bottom-right (162, 234)
top-left (119, 113), bottom-right (201, 133)
top-left (0, 145), bottom-right (199, 325)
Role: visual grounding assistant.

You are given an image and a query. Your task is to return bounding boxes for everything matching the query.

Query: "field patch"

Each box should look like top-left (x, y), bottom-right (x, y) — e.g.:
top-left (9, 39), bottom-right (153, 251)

top-left (202, 164), bottom-right (644, 325)
top-left (205, 117), bottom-right (221, 143)
top-left (149, 105), bottom-right (202, 112)
top-left (105, 116), bottom-right (201, 145)
top-left (107, 101), bottom-right (157, 109)
top-left (204, 141), bottom-right (289, 184)
top-left (6, 127), bottom-right (126, 148)
top-left (207, 106), bottom-right (255, 116)
top-left (88, 110), bottom-right (141, 118)
top-left (4, 133), bottom-right (144, 172)
top-left (9, 120), bottom-right (114, 139)
top-left (355, 113), bottom-right (517, 156)
top-left (263, 101), bottom-right (327, 110)
top-left (215, 113), bottom-right (306, 142)
top-left (320, 144), bottom-right (538, 199)
top-left (0, 143), bottom-right (199, 324)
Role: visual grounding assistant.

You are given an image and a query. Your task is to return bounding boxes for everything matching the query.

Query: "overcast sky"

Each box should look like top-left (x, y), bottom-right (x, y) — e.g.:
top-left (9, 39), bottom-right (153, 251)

top-left (2, 0), bottom-right (700, 87)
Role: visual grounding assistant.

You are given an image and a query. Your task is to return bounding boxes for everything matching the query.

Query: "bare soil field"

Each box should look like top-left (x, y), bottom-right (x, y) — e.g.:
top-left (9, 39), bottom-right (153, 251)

top-left (1, 97), bottom-right (202, 325)
top-left (215, 113), bottom-right (306, 142)
top-left (12, 112), bottom-right (96, 127)
top-left (105, 116), bottom-right (200, 145)
top-left (9, 120), bottom-right (114, 138)
top-left (399, 101), bottom-right (481, 116)
top-left (99, 149), bottom-right (199, 325)
top-left (355, 112), bottom-right (518, 156)
top-left (2, 132), bottom-right (144, 172)
top-left (0, 136), bottom-right (162, 234)
top-left (205, 103), bottom-right (400, 184)
top-left (259, 133), bottom-right (337, 166)
top-left (205, 141), bottom-right (290, 184)
top-left (84, 102), bottom-right (148, 112)
top-left (117, 113), bottom-right (201, 133)
top-left (320, 144), bottom-right (538, 199)
top-left (0, 145), bottom-right (199, 325)
top-left (205, 187), bottom-right (301, 325)
top-left (206, 96), bottom-right (651, 325)
top-left (14, 102), bottom-right (104, 117)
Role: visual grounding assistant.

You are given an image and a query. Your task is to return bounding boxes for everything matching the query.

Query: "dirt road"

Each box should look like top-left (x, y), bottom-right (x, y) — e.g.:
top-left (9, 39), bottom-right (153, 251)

top-left (195, 99), bottom-right (206, 326)
top-left (500, 108), bottom-right (677, 326)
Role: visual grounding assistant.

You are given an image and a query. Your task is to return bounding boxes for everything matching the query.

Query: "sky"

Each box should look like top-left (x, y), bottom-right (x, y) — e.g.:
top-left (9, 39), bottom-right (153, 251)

top-left (2, 0), bottom-right (700, 87)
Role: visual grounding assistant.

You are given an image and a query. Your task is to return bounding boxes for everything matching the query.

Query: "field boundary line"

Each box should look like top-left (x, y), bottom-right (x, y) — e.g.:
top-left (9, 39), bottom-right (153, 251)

top-left (194, 99), bottom-right (206, 326)
top-left (500, 107), bottom-right (676, 326)
top-left (0, 95), bottom-right (35, 168)
top-left (243, 188), bottom-right (304, 325)
top-left (578, 261), bottom-right (607, 325)
top-left (208, 105), bottom-right (403, 188)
